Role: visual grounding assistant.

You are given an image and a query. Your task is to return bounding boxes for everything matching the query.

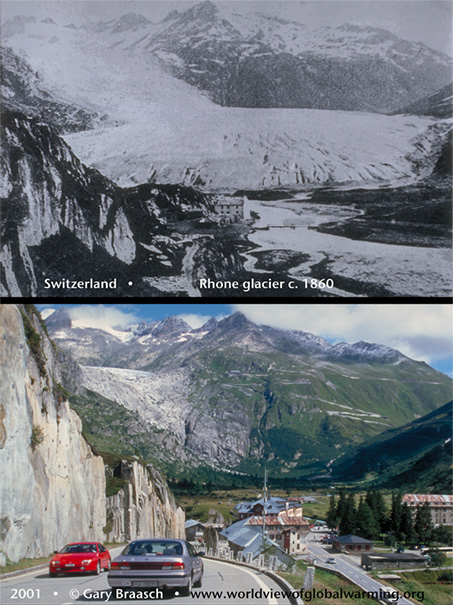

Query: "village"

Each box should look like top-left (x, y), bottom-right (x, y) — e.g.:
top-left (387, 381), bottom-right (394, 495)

top-left (183, 490), bottom-right (453, 603)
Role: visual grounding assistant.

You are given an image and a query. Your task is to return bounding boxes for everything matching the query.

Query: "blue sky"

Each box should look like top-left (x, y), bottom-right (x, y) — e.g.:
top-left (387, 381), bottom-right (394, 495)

top-left (37, 303), bottom-right (453, 376)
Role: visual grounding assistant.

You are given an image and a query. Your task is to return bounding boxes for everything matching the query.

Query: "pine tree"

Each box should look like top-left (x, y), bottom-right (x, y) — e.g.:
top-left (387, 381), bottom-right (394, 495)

top-left (400, 503), bottom-right (416, 545)
top-left (390, 493), bottom-right (403, 539)
top-left (366, 490), bottom-right (388, 534)
top-left (414, 501), bottom-right (433, 545)
top-left (326, 494), bottom-right (338, 531)
top-left (336, 488), bottom-right (348, 523)
top-left (356, 497), bottom-right (379, 539)
top-left (339, 494), bottom-right (357, 535)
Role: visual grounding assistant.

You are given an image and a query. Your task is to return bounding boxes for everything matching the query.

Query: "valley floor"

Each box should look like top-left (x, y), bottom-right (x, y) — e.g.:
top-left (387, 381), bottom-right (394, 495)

top-left (212, 179), bottom-right (452, 298)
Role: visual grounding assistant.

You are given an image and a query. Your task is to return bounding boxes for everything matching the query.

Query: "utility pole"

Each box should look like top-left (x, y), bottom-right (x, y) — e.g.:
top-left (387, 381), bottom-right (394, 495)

top-left (262, 468), bottom-right (268, 544)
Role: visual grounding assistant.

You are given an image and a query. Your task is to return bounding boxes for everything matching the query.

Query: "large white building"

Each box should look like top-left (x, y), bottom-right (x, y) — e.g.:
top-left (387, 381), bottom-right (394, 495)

top-left (402, 494), bottom-right (453, 526)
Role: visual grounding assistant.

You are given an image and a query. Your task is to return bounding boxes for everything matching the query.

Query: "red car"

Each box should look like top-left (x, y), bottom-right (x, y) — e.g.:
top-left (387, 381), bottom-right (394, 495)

top-left (49, 542), bottom-right (111, 576)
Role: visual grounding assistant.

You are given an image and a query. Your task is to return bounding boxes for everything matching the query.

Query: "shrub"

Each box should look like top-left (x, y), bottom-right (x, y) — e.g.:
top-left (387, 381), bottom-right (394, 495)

top-left (103, 511), bottom-right (114, 536)
top-left (30, 425), bottom-right (45, 451)
top-left (53, 382), bottom-right (69, 403)
top-left (19, 309), bottom-right (46, 377)
top-left (438, 570), bottom-right (453, 582)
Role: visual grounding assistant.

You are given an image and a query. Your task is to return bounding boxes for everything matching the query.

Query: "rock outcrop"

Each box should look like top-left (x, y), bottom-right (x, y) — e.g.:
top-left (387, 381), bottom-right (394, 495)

top-left (0, 305), bottom-right (185, 564)
top-left (105, 461), bottom-right (185, 543)
top-left (0, 305), bottom-right (106, 562)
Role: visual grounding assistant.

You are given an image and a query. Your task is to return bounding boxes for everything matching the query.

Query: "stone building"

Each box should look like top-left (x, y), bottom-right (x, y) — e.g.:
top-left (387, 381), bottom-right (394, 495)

top-left (361, 553), bottom-right (427, 570)
top-left (213, 195), bottom-right (245, 224)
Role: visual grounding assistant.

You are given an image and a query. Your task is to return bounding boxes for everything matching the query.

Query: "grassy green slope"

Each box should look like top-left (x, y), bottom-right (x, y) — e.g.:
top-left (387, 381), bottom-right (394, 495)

top-left (183, 345), bottom-right (452, 476)
top-left (69, 390), bottom-right (179, 470)
top-left (331, 400), bottom-right (452, 490)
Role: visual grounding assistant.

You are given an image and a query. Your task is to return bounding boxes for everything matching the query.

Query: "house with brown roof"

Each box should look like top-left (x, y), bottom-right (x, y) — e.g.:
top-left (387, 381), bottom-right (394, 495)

top-left (246, 511), bottom-right (310, 555)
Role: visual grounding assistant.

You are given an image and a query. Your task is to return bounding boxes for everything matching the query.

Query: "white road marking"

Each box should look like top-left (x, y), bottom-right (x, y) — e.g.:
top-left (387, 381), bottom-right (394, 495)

top-left (211, 559), bottom-right (279, 605)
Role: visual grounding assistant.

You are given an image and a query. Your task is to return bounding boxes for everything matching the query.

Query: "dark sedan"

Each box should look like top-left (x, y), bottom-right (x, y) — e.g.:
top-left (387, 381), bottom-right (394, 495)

top-left (108, 539), bottom-right (204, 595)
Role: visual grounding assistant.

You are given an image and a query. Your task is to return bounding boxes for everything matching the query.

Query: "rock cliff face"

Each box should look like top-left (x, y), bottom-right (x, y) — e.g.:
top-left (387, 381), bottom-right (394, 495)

top-left (1, 46), bottom-right (105, 133)
top-left (0, 109), bottom-right (220, 297)
top-left (0, 305), bottom-right (106, 562)
top-left (0, 305), bottom-right (185, 564)
top-left (105, 461), bottom-right (185, 543)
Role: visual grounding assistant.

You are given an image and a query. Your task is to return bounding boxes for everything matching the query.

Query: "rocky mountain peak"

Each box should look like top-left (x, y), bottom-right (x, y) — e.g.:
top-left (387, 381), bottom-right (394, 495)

top-left (289, 330), bottom-right (330, 350)
top-left (152, 316), bottom-right (191, 338)
top-left (111, 13), bottom-right (151, 33)
top-left (129, 321), bottom-right (158, 337)
top-left (329, 340), bottom-right (406, 364)
top-left (163, 10), bottom-right (180, 22)
top-left (217, 312), bottom-right (253, 330)
top-left (42, 308), bottom-right (73, 331)
top-left (197, 317), bottom-right (218, 332)
top-left (182, 1), bottom-right (220, 21)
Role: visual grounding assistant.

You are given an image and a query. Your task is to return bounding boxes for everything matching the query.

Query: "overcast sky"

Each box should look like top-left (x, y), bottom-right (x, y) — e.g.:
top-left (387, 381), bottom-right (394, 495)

top-left (3, 1), bottom-right (452, 56)
top-left (37, 303), bottom-right (453, 376)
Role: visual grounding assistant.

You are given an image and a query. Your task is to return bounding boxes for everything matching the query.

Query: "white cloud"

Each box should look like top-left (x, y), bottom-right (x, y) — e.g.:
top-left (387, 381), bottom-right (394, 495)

top-left (66, 305), bottom-right (140, 331)
top-left (177, 313), bottom-right (227, 329)
top-left (233, 304), bottom-right (453, 364)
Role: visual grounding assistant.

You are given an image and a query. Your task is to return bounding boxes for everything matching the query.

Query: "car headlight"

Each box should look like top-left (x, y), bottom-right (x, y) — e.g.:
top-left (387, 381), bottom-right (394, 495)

top-left (51, 561), bottom-right (60, 565)
top-left (81, 559), bottom-right (92, 565)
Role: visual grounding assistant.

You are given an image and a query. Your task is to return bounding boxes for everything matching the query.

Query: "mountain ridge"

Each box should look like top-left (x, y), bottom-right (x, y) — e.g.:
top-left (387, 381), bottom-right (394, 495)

top-left (44, 309), bottom-right (453, 478)
top-left (3, 7), bottom-right (450, 190)
top-left (4, 4), bottom-right (451, 115)
top-left (331, 400), bottom-right (453, 492)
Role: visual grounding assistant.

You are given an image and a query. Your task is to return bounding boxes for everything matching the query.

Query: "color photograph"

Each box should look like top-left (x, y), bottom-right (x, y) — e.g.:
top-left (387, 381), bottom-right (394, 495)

top-left (1, 303), bottom-right (452, 604)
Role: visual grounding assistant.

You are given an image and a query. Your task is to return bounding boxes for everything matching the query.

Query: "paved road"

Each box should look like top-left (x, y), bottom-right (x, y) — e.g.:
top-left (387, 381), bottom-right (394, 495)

top-left (307, 542), bottom-right (414, 605)
top-left (1, 553), bottom-right (293, 605)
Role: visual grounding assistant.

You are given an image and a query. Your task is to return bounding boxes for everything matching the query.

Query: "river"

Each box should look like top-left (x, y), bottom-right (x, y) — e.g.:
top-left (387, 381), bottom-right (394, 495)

top-left (243, 196), bottom-right (452, 297)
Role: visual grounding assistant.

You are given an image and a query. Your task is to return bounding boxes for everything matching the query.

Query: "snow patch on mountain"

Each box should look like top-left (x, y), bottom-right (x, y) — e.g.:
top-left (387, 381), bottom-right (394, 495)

top-left (70, 320), bottom-right (135, 343)
top-left (40, 308), bottom-right (56, 320)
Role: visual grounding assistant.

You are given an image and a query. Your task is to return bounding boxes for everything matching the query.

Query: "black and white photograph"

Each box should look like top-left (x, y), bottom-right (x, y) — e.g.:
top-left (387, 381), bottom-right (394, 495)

top-left (1, 0), bottom-right (452, 298)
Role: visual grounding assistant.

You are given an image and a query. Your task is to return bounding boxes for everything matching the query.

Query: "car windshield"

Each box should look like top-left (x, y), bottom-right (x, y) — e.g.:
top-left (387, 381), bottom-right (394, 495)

top-left (122, 541), bottom-right (183, 556)
top-left (60, 544), bottom-right (97, 554)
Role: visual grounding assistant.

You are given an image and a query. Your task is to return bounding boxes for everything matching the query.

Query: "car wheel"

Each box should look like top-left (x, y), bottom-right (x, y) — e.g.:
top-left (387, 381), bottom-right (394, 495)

top-left (193, 572), bottom-right (202, 588)
top-left (94, 561), bottom-right (101, 575)
top-left (181, 575), bottom-right (193, 596)
top-left (105, 559), bottom-right (111, 571)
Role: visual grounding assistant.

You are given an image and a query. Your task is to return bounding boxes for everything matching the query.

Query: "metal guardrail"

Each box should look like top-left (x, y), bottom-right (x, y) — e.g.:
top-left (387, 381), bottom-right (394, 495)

top-left (203, 546), bottom-right (304, 605)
